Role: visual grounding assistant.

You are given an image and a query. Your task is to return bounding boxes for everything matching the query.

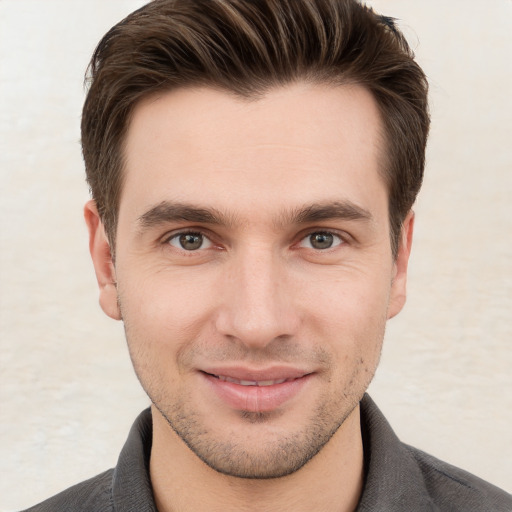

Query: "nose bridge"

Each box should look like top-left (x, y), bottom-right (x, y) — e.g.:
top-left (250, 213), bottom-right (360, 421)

top-left (215, 243), bottom-right (298, 346)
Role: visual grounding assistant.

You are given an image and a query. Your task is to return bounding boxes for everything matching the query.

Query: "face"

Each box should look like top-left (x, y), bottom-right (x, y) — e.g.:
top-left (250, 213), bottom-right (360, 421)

top-left (86, 83), bottom-right (413, 478)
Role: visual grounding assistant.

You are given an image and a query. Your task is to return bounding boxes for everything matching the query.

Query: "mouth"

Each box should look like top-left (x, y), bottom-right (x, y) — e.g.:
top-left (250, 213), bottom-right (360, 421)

top-left (207, 373), bottom-right (296, 387)
top-left (200, 368), bottom-right (313, 413)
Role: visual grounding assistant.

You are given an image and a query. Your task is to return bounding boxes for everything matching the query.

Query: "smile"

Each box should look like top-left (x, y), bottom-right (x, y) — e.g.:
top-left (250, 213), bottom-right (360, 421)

top-left (211, 374), bottom-right (291, 386)
top-left (201, 370), bottom-right (313, 412)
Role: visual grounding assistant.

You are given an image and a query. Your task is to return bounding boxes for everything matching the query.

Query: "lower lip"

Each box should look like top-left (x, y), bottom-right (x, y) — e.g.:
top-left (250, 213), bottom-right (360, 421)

top-left (201, 373), bottom-right (312, 413)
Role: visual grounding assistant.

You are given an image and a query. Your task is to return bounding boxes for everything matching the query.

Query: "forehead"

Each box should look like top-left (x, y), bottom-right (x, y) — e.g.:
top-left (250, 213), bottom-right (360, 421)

top-left (120, 83), bottom-right (387, 223)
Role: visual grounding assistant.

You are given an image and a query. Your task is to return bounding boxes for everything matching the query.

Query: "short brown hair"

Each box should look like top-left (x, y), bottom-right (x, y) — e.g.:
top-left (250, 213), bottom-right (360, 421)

top-left (82, 0), bottom-right (429, 256)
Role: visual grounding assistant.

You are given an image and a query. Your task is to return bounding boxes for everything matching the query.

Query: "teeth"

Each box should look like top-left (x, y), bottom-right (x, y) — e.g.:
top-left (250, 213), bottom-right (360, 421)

top-left (216, 375), bottom-right (288, 386)
top-left (258, 379), bottom-right (287, 386)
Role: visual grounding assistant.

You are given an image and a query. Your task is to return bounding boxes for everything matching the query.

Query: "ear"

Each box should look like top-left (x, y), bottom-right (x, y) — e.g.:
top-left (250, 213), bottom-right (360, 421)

top-left (84, 200), bottom-right (122, 320)
top-left (387, 210), bottom-right (415, 319)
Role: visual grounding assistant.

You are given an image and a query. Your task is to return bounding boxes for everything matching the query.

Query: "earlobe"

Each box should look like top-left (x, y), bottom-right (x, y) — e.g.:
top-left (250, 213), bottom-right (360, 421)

top-left (84, 200), bottom-right (122, 320)
top-left (387, 211), bottom-right (415, 319)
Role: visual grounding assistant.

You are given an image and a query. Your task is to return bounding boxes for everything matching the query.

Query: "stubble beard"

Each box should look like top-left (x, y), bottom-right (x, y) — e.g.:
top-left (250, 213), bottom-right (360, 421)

top-left (121, 304), bottom-right (383, 480)
top-left (150, 387), bottom-right (361, 479)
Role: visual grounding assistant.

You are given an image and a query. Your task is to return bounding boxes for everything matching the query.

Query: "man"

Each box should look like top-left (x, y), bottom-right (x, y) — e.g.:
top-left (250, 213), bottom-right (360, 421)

top-left (23, 0), bottom-right (512, 510)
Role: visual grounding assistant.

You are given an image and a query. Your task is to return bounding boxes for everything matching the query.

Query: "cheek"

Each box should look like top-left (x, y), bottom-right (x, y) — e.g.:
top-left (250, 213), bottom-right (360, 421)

top-left (118, 273), bottom-right (203, 394)
top-left (118, 263), bottom-right (220, 330)
top-left (302, 268), bottom-right (390, 363)
top-left (304, 266), bottom-right (392, 327)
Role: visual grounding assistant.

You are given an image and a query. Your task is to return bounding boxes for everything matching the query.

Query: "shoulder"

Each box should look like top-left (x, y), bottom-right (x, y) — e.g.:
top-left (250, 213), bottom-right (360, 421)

top-left (404, 443), bottom-right (512, 512)
top-left (358, 395), bottom-right (512, 511)
top-left (20, 469), bottom-right (114, 512)
top-left (20, 408), bottom-right (155, 512)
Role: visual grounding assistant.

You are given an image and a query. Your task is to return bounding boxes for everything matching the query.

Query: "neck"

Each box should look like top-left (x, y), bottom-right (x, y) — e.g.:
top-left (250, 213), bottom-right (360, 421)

top-left (150, 404), bottom-right (364, 512)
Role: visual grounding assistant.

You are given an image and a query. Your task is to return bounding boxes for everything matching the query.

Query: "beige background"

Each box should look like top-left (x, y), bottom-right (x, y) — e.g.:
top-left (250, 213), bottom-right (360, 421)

top-left (0, 1), bottom-right (511, 510)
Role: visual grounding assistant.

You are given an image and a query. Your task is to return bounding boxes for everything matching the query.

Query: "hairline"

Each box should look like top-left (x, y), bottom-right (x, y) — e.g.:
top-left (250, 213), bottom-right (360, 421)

top-left (106, 78), bottom-right (400, 257)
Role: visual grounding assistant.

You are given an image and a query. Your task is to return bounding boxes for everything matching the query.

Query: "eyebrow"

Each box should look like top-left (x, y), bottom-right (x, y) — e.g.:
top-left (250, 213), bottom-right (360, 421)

top-left (137, 201), bottom-right (236, 231)
top-left (136, 199), bottom-right (373, 233)
top-left (289, 201), bottom-right (373, 225)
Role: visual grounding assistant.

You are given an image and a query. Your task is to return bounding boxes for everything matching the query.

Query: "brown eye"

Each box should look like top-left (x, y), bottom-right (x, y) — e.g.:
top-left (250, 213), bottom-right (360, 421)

top-left (168, 232), bottom-right (212, 251)
top-left (299, 232), bottom-right (343, 250)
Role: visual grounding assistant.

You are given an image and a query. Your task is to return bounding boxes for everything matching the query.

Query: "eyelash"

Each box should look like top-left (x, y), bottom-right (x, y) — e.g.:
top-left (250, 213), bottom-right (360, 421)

top-left (162, 228), bottom-right (348, 252)
top-left (297, 231), bottom-right (345, 250)
top-left (164, 230), bottom-right (214, 251)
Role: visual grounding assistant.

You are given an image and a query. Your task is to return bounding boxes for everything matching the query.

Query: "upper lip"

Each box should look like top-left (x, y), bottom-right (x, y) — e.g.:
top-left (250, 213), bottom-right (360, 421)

top-left (200, 366), bottom-right (312, 382)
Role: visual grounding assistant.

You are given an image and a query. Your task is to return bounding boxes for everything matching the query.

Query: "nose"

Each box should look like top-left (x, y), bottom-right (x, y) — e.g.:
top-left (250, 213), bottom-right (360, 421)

top-left (214, 246), bottom-right (300, 349)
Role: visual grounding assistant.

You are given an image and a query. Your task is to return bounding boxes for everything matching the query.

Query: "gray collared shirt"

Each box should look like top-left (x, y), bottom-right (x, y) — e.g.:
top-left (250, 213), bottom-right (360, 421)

top-left (23, 395), bottom-right (512, 511)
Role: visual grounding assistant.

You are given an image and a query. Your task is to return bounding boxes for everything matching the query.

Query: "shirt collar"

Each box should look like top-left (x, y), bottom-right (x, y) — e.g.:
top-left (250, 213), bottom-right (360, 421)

top-left (111, 395), bottom-right (436, 511)
top-left (357, 394), bottom-right (437, 511)
top-left (112, 407), bottom-right (157, 511)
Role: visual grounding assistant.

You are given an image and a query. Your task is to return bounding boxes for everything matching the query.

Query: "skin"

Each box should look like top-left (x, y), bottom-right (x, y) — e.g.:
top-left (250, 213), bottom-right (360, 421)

top-left (86, 83), bottom-right (413, 512)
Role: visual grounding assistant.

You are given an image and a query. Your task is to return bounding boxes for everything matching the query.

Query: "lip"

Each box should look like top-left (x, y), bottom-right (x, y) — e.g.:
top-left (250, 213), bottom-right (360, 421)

top-left (200, 366), bottom-right (313, 413)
